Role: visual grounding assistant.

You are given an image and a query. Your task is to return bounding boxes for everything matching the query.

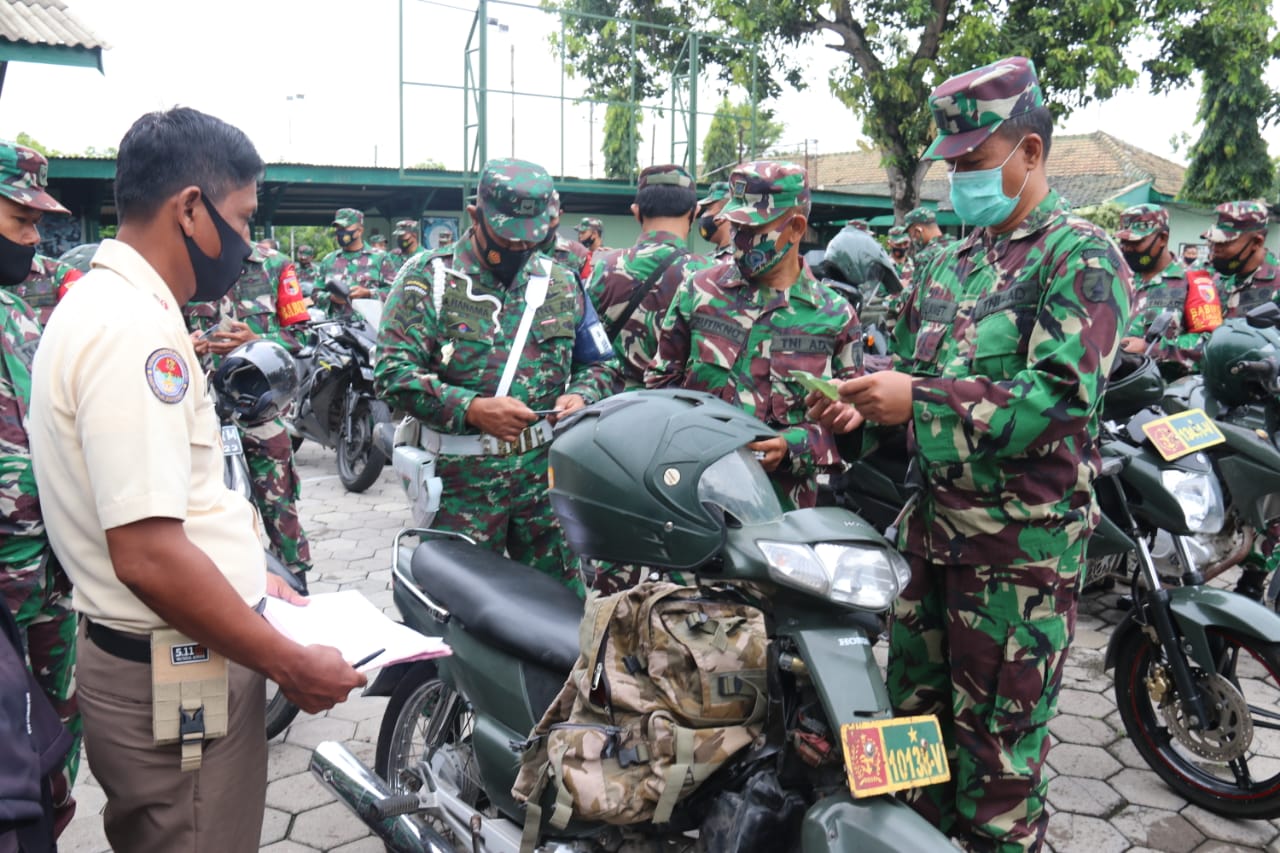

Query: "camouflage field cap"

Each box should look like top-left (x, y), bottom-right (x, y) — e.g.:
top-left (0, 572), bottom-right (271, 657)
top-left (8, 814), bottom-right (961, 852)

top-left (576, 216), bottom-right (604, 233)
top-left (887, 225), bottom-right (910, 246)
top-left (297, 244), bottom-right (314, 260)
top-left (1202, 200), bottom-right (1271, 243)
top-left (721, 161), bottom-right (811, 226)
top-left (698, 181), bottom-right (731, 207)
top-left (368, 232), bottom-right (387, 245)
top-left (637, 164), bottom-right (694, 190)
top-left (923, 56), bottom-right (1044, 161)
top-left (1115, 204), bottom-right (1169, 242)
top-left (477, 158), bottom-right (555, 242)
top-left (392, 218), bottom-right (419, 237)
top-left (332, 208), bottom-right (364, 227)
top-left (904, 207), bottom-right (937, 226)
top-left (0, 141), bottom-right (69, 213)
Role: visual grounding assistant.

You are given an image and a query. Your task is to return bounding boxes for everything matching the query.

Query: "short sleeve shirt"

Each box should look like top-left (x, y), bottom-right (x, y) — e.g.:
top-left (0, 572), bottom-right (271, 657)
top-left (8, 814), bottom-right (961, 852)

top-left (29, 239), bottom-right (266, 633)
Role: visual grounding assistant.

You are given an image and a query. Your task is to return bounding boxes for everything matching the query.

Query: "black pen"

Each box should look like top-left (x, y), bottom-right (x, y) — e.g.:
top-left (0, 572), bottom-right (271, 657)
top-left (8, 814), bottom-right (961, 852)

top-left (352, 648), bottom-right (385, 669)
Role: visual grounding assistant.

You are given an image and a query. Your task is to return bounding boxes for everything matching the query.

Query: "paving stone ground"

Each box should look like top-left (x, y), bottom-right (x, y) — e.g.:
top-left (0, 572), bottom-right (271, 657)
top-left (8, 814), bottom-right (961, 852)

top-left (59, 443), bottom-right (1280, 852)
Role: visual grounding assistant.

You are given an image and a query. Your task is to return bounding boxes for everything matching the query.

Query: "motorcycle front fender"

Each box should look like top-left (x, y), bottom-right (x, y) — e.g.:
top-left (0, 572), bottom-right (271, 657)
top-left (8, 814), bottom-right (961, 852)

top-left (801, 791), bottom-right (952, 852)
top-left (790, 622), bottom-right (892, 720)
top-left (1105, 586), bottom-right (1280, 674)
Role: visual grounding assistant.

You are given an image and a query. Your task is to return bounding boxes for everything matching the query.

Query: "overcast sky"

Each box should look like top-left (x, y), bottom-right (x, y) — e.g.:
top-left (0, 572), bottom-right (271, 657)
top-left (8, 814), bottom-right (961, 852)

top-left (1, 0), bottom-right (1277, 182)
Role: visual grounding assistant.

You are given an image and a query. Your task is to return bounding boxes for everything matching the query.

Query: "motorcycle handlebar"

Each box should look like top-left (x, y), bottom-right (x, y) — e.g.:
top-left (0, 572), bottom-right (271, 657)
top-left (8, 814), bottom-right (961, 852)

top-left (1232, 359), bottom-right (1280, 393)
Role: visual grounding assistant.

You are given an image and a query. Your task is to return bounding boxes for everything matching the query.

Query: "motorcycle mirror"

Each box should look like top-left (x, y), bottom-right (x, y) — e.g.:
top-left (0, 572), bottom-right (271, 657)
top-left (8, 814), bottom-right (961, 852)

top-left (1246, 301), bottom-right (1280, 329)
top-left (1145, 311), bottom-right (1176, 341)
top-left (325, 278), bottom-right (352, 299)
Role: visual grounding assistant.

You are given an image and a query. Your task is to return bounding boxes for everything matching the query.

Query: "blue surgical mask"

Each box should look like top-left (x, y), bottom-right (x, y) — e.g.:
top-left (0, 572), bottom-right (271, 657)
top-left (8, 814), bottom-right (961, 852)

top-left (947, 137), bottom-right (1029, 228)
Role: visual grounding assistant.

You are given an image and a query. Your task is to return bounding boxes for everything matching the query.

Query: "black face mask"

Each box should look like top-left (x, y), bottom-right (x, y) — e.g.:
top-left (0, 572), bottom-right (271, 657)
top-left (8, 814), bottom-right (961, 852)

top-left (697, 214), bottom-right (718, 242)
top-left (1122, 235), bottom-right (1165, 274)
top-left (185, 195), bottom-right (251, 303)
top-left (580, 234), bottom-right (598, 250)
top-left (397, 235), bottom-right (415, 252)
top-left (0, 231), bottom-right (36, 287)
top-left (1212, 238), bottom-right (1257, 277)
top-left (476, 220), bottom-right (535, 285)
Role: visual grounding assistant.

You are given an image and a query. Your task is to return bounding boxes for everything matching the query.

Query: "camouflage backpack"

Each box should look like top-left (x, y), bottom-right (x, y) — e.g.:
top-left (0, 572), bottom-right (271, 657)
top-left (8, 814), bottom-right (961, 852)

top-left (512, 582), bottom-right (769, 847)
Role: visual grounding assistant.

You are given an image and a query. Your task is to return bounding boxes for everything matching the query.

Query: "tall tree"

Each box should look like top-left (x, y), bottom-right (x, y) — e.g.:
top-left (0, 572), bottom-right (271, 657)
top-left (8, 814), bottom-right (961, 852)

top-left (1146, 0), bottom-right (1280, 204)
top-left (552, 0), bottom-right (1157, 217)
top-left (700, 98), bottom-right (786, 180)
top-left (602, 96), bottom-right (643, 180)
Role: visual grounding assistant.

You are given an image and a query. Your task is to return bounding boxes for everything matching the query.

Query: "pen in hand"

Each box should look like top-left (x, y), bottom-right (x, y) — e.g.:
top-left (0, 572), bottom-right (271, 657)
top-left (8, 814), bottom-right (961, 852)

top-left (351, 648), bottom-right (385, 669)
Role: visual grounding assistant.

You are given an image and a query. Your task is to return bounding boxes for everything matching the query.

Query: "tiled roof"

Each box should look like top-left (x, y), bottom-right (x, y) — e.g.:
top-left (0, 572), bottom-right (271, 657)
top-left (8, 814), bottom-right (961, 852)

top-left (806, 131), bottom-right (1186, 207)
top-left (0, 0), bottom-right (108, 51)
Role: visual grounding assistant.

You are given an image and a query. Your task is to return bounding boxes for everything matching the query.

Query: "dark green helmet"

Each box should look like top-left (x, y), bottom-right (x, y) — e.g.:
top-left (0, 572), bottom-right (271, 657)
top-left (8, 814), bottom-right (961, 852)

top-left (548, 389), bottom-right (779, 570)
top-left (818, 226), bottom-right (902, 295)
top-left (1103, 353), bottom-right (1164, 422)
top-left (1203, 319), bottom-right (1280, 407)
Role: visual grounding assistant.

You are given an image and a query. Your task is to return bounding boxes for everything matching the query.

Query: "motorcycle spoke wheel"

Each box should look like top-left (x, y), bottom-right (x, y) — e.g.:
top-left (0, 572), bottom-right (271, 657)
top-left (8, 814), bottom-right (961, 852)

top-left (1115, 628), bottom-right (1280, 819)
top-left (336, 399), bottom-right (389, 493)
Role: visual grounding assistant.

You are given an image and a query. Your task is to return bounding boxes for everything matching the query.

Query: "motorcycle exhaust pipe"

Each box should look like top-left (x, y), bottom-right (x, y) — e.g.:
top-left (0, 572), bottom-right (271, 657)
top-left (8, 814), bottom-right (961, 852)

top-left (310, 741), bottom-right (452, 853)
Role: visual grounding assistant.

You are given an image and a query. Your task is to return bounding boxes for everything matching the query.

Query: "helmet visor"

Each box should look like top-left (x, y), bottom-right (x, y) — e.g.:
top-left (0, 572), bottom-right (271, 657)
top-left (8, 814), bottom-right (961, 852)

top-left (696, 448), bottom-right (784, 525)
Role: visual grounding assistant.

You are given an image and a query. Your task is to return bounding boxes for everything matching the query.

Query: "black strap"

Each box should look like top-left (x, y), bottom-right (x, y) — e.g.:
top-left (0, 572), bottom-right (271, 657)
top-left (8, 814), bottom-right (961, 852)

top-left (86, 620), bottom-right (151, 663)
top-left (605, 249), bottom-right (689, 340)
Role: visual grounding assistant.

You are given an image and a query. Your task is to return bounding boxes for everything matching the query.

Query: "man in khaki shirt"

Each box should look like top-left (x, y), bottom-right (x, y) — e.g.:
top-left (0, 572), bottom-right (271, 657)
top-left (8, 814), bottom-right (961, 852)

top-left (29, 107), bottom-right (365, 853)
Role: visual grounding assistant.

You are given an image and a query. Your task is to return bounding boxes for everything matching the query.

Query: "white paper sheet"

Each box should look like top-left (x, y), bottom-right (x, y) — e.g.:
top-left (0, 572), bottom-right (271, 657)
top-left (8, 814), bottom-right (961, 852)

top-left (263, 590), bottom-right (450, 672)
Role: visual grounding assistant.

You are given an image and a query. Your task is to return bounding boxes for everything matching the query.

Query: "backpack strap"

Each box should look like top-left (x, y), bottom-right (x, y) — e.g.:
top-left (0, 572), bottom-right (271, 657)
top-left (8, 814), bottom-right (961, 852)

top-left (605, 249), bottom-right (689, 340)
top-left (653, 725), bottom-right (696, 825)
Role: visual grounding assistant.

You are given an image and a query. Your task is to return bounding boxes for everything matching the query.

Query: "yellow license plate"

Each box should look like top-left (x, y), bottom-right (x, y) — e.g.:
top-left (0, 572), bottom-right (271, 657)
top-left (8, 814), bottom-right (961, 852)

top-left (1140, 408), bottom-right (1226, 461)
top-left (840, 714), bottom-right (950, 798)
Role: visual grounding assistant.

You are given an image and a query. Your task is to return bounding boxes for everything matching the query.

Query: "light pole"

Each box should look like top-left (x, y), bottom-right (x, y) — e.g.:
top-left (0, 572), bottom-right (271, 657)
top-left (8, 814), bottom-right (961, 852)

top-left (487, 19), bottom-right (513, 158)
top-left (285, 93), bottom-right (305, 155)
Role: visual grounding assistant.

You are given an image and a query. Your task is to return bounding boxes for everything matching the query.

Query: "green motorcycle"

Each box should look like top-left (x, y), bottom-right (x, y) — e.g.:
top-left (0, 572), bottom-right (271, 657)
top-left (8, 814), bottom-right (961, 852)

top-left (310, 390), bottom-right (953, 852)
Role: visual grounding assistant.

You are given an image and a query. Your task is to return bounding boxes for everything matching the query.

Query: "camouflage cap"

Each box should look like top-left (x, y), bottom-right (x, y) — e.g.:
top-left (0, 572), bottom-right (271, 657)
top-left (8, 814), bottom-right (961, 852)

top-left (637, 164), bottom-right (694, 190)
top-left (698, 181), bottom-right (731, 207)
top-left (1115, 203), bottom-right (1169, 242)
top-left (297, 244), bottom-right (314, 259)
top-left (1202, 200), bottom-right (1271, 243)
top-left (332, 208), bottom-right (364, 227)
top-left (0, 141), bottom-right (68, 213)
top-left (923, 56), bottom-right (1044, 161)
top-left (576, 216), bottom-right (604, 233)
top-left (392, 219), bottom-right (420, 237)
top-left (887, 225), bottom-right (910, 246)
top-left (903, 207), bottom-right (937, 226)
top-left (721, 161), bottom-right (811, 226)
top-left (368, 232), bottom-right (387, 244)
top-left (477, 158), bottom-right (555, 242)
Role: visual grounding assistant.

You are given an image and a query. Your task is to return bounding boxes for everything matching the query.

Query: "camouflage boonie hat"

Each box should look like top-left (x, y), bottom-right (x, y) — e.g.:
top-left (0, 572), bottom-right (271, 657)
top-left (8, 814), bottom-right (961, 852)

top-left (1202, 200), bottom-right (1271, 243)
top-left (297, 244), bottom-right (314, 259)
top-left (477, 158), bottom-right (555, 242)
top-left (1115, 204), bottom-right (1169, 242)
top-left (576, 216), bottom-right (604, 234)
top-left (923, 56), bottom-right (1044, 160)
top-left (392, 219), bottom-right (419, 237)
top-left (887, 225), bottom-right (910, 246)
top-left (0, 141), bottom-right (68, 213)
top-left (698, 181), bottom-right (731, 207)
top-left (721, 161), bottom-right (811, 226)
top-left (904, 207), bottom-right (937, 226)
top-left (637, 164), bottom-right (694, 190)
top-left (332, 208), bottom-right (364, 227)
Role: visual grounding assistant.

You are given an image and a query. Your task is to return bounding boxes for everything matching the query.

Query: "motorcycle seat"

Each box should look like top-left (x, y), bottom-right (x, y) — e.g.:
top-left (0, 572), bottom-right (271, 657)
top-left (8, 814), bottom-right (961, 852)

top-left (411, 538), bottom-right (583, 673)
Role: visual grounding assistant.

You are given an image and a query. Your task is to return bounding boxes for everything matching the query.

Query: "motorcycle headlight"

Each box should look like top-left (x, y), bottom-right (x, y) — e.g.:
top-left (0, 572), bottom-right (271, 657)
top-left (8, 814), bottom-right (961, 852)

top-left (758, 540), bottom-right (911, 611)
top-left (1160, 469), bottom-right (1225, 534)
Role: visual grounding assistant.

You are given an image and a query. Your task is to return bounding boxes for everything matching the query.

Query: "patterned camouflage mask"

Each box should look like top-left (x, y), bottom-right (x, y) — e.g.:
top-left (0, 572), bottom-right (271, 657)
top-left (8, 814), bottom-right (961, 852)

top-left (733, 213), bottom-right (797, 279)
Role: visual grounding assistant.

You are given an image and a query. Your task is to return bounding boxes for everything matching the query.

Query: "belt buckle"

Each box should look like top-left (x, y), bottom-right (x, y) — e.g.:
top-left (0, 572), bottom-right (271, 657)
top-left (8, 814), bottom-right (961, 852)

top-left (482, 434), bottom-right (516, 457)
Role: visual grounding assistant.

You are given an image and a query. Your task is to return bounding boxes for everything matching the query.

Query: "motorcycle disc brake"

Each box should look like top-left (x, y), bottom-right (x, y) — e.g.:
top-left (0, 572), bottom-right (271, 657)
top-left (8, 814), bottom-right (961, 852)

top-left (1159, 672), bottom-right (1254, 762)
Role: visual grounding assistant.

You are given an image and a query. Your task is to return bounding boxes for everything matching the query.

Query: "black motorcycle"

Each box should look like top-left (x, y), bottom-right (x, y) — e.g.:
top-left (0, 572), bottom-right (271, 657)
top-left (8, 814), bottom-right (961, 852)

top-left (288, 281), bottom-right (390, 493)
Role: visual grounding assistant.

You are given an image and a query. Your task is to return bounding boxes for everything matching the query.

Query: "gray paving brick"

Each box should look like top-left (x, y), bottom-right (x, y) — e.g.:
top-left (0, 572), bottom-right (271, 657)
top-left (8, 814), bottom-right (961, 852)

top-left (1182, 804), bottom-right (1278, 848)
top-left (289, 803), bottom-right (371, 850)
top-left (1047, 743), bottom-right (1123, 779)
top-left (1047, 775), bottom-right (1124, 816)
top-left (1111, 805), bottom-right (1202, 852)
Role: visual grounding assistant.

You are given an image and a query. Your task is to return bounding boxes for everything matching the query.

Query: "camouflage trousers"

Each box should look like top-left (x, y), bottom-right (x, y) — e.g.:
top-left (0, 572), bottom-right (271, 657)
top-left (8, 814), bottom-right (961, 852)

top-left (886, 543), bottom-right (1083, 853)
top-left (241, 417), bottom-right (311, 574)
top-left (3, 558), bottom-right (81, 825)
top-left (436, 450), bottom-right (585, 598)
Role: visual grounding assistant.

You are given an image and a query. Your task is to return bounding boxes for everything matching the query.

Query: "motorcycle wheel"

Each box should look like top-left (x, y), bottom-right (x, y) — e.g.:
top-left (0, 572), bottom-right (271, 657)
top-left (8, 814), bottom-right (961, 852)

top-left (337, 398), bottom-right (390, 493)
top-left (1114, 626), bottom-right (1280, 819)
top-left (265, 680), bottom-right (301, 740)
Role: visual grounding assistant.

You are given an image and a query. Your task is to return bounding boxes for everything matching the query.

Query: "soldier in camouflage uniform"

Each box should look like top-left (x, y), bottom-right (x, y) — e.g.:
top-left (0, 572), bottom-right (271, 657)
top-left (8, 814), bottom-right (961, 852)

top-left (314, 207), bottom-right (398, 314)
top-left (391, 218), bottom-right (428, 272)
top-left (295, 243), bottom-right (318, 296)
top-left (695, 181), bottom-right (734, 260)
top-left (887, 225), bottom-right (914, 287)
top-left (576, 215), bottom-right (606, 282)
top-left (0, 140), bottom-right (80, 829)
top-left (539, 192), bottom-right (591, 278)
top-left (0, 145), bottom-right (83, 326)
top-left (375, 159), bottom-right (618, 595)
top-left (1203, 200), bottom-right (1280, 598)
top-left (647, 161), bottom-right (863, 513)
top-left (905, 206), bottom-right (955, 270)
top-left (587, 164), bottom-right (714, 390)
top-left (811, 58), bottom-right (1131, 852)
top-left (1115, 203), bottom-right (1210, 374)
top-left (186, 246), bottom-right (313, 584)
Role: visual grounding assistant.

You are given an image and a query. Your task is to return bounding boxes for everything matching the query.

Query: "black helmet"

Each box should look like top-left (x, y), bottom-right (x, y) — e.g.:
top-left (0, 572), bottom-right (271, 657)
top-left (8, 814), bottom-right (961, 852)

top-left (548, 389), bottom-right (780, 570)
top-left (819, 226), bottom-right (902, 295)
top-left (1103, 353), bottom-right (1164, 421)
top-left (211, 341), bottom-right (299, 426)
top-left (57, 242), bottom-right (100, 274)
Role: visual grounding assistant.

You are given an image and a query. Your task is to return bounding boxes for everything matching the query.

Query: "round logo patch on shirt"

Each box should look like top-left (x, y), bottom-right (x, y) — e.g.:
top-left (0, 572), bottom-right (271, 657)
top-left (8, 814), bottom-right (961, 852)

top-left (145, 348), bottom-right (189, 404)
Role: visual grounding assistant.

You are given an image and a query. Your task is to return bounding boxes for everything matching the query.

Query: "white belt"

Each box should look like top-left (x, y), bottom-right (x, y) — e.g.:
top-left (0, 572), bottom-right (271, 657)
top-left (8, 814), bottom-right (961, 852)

top-left (425, 420), bottom-right (553, 457)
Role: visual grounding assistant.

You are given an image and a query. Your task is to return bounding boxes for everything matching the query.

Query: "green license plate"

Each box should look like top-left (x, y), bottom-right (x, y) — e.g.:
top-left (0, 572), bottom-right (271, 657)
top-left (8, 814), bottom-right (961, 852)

top-left (1140, 407), bottom-right (1225, 461)
top-left (840, 714), bottom-right (950, 798)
